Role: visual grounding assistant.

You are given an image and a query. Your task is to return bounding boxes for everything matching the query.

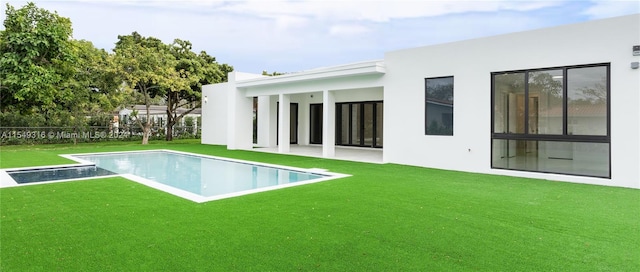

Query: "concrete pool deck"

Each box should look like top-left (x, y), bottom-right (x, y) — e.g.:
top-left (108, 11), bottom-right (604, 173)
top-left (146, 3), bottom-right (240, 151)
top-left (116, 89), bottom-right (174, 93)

top-left (251, 145), bottom-right (383, 164)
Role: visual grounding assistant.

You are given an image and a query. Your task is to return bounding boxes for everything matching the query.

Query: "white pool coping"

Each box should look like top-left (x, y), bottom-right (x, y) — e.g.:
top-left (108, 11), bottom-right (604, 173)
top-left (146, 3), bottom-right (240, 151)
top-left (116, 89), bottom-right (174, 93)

top-left (0, 149), bottom-right (350, 203)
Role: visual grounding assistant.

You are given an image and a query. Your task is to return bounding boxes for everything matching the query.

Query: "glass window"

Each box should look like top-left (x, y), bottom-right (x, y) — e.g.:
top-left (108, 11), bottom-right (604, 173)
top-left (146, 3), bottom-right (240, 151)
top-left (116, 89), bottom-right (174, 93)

top-left (491, 64), bottom-right (609, 178)
top-left (351, 104), bottom-right (361, 144)
top-left (528, 70), bottom-right (563, 135)
top-left (425, 76), bottom-right (454, 135)
top-left (252, 97), bottom-right (258, 144)
top-left (567, 66), bottom-right (608, 136)
top-left (376, 102), bottom-right (383, 147)
top-left (339, 104), bottom-right (349, 145)
top-left (493, 73), bottom-right (525, 134)
top-left (492, 139), bottom-right (609, 178)
top-left (335, 101), bottom-right (383, 147)
top-left (364, 103), bottom-right (374, 146)
top-left (309, 104), bottom-right (323, 144)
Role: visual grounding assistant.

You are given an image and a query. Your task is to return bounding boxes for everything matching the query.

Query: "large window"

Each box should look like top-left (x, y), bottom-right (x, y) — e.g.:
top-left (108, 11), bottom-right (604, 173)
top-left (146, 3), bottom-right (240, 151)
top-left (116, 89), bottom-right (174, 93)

top-left (336, 101), bottom-right (383, 148)
top-left (425, 76), bottom-right (454, 135)
top-left (491, 64), bottom-right (610, 178)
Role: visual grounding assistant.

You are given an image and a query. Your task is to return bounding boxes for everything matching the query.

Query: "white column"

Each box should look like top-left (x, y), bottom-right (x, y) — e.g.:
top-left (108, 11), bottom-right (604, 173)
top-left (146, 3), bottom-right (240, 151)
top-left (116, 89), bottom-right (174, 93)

top-left (322, 90), bottom-right (335, 157)
top-left (268, 96), bottom-right (278, 147)
top-left (278, 93), bottom-right (290, 153)
top-left (226, 72), bottom-right (253, 150)
top-left (257, 95), bottom-right (272, 147)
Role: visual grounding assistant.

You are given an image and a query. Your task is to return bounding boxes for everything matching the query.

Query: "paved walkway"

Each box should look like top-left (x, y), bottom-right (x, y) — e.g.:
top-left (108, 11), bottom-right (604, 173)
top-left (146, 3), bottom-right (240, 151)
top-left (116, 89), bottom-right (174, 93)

top-left (252, 145), bottom-right (383, 164)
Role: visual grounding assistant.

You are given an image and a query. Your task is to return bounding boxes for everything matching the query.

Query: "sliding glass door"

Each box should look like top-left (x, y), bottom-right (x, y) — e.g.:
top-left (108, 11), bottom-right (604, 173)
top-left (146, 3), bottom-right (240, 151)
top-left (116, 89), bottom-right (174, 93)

top-left (336, 101), bottom-right (383, 148)
top-left (309, 104), bottom-right (323, 144)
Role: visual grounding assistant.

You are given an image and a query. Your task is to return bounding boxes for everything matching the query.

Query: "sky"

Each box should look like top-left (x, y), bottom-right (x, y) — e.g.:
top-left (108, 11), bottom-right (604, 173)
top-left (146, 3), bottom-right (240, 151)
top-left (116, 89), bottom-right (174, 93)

top-left (1, 0), bottom-right (639, 74)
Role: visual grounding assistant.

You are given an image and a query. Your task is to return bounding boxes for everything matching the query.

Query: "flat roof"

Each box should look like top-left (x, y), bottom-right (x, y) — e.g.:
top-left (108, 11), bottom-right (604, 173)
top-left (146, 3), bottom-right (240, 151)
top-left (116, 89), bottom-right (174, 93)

top-left (236, 60), bottom-right (385, 88)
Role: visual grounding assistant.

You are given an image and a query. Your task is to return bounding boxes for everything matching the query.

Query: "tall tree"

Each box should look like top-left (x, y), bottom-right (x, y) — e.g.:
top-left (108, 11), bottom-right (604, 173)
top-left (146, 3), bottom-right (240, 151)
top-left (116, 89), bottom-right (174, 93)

top-left (164, 39), bottom-right (201, 141)
top-left (164, 39), bottom-right (232, 141)
top-left (71, 39), bottom-right (123, 114)
top-left (0, 2), bottom-right (76, 117)
top-left (113, 32), bottom-right (189, 144)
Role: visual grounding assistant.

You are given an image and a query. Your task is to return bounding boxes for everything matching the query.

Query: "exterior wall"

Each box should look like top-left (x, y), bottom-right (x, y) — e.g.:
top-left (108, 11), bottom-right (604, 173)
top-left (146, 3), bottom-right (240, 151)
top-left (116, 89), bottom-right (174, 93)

top-left (226, 72), bottom-right (262, 150)
top-left (201, 83), bottom-right (228, 145)
top-left (383, 14), bottom-right (640, 188)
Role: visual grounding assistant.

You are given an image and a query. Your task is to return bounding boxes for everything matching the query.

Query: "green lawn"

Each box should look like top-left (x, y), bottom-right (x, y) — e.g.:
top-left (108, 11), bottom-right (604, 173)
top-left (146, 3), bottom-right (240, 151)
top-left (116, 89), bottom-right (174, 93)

top-left (1, 140), bottom-right (639, 271)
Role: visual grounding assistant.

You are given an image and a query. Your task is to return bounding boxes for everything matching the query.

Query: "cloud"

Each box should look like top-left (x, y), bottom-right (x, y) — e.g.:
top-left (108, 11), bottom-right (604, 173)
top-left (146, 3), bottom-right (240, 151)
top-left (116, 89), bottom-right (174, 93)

top-left (329, 24), bottom-right (371, 36)
top-left (582, 0), bottom-right (640, 19)
top-left (214, 0), bottom-right (568, 22)
top-left (3, 0), bottom-right (638, 74)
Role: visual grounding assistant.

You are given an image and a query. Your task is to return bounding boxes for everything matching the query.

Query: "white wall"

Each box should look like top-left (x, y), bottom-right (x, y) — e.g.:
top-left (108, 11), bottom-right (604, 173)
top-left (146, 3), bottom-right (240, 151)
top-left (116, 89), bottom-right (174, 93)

top-left (226, 72), bottom-right (256, 150)
top-left (384, 14), bottom-right (640, 188)
top-left (201, 83), bottom-right (228, 145)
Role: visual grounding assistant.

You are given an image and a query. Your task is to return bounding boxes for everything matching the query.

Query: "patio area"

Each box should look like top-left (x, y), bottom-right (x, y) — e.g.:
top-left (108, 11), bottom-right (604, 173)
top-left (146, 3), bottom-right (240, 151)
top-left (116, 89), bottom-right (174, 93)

top-left (252, 145), bottom-right (383, 164)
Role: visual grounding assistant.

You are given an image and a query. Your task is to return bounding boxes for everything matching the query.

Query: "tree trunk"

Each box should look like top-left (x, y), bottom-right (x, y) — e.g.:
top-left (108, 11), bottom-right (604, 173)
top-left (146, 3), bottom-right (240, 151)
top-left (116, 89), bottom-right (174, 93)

top-left (165, 120), bottom-right (174, 141)
top-left (165, 94), bottom-right (176, 141)
top-left (142, 124), bottom-right (150, 144)
top-left (141, 87), bottom-right (152, 145)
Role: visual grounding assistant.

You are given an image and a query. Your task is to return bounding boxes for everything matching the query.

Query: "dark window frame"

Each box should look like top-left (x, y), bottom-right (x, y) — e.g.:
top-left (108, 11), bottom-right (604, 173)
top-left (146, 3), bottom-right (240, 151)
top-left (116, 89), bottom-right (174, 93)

top-left (309, 103), bottom-right (323, 144)
top-left (335, 100), bottom-right (383, 148)
top-left (252, 97), bottom-right (258, 144)
top-left (425, 76), bottom-right (454, 136)
top-left (276, 102), bottom-right (299, 145)
top-left (490, 63), bottom-right (611, 178)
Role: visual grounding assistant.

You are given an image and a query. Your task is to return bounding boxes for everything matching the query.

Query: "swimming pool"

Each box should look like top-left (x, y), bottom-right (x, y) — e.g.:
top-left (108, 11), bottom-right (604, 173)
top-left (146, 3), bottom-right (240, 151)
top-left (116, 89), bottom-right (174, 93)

top-left (1, 150), bottom-right (347, 202)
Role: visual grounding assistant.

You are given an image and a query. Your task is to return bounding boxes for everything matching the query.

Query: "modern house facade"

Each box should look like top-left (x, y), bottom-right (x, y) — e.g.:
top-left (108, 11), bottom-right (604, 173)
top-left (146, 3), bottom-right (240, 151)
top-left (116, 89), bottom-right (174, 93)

top-left (201, 14), bottom-right (640, 189)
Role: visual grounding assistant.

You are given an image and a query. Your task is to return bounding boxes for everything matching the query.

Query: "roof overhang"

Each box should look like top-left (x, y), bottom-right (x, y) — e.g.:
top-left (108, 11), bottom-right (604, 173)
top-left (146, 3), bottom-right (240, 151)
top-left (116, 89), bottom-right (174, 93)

top-left (236, 60), bottom-right (385, 89)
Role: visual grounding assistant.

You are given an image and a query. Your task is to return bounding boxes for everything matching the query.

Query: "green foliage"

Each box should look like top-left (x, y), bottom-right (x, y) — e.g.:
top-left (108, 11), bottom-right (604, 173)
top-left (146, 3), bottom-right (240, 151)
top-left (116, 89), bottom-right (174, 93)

top-left (72, 39), bottom-right (123, 113)
top-left (184, 116), bottom-right (194, 127)
top-left (113, 32), bottom-right (189, 144)
top-left (163, 39), bottom-right (232, 141)
top-left (1, 3), bottom-right (226, 145)
top-left (262, 70), bottom-right (286, 76)
top-left (0, 2), bottom-right (75, 115)
top-left (1, 3), bottom-right (125, 129)
top-left (0, 111), bottom-right (46, 127)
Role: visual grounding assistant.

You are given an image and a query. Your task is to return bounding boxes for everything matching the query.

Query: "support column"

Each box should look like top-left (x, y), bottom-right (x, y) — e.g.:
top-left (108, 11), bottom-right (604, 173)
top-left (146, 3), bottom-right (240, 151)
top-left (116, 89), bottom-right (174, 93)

top-left (257, 95), bottom-right (272, 147)
top-left (227, 73), bottom-right (253, 150)
top-left (322, 90), bottom-right (335, 157)
top-left (278, 93), bottom-right (290, 153)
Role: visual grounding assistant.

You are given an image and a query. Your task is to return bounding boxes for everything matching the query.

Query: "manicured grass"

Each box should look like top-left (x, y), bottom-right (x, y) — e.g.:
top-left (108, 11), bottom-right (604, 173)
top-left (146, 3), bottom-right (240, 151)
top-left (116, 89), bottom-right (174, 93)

top-left (1, 141), bottom-right (639, 271)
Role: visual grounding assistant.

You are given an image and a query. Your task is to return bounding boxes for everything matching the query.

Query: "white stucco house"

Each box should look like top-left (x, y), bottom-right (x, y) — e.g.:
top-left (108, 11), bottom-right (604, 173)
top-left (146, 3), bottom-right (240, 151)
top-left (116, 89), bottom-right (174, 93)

top-left (201, 14), bottom-right (640, 189)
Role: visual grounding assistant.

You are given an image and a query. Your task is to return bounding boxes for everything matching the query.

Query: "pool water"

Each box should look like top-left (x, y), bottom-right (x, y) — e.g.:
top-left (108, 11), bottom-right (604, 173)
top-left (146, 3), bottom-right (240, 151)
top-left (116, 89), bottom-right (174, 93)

top-left (73, 151), bottom-right (328, 198)
top-left (8, 166), bottom-right (116, 184)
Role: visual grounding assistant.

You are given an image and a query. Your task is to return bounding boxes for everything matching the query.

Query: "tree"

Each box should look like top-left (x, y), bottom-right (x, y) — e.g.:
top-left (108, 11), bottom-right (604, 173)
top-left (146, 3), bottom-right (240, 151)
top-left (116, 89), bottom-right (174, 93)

top-left (164, 39), bottom-right (232, 141)
top-left (1, 3), bottom-right (121, 129)
top-left (164, 39), bottom-right (201, 141)
top-left (72, 39), bottom-right (123, 114)
top-left (262, 70), bottom-right (286, 76)
top-left (0, 2), bottom-right (76, 117)
top-left (113, 32), bottom-right (188, 144)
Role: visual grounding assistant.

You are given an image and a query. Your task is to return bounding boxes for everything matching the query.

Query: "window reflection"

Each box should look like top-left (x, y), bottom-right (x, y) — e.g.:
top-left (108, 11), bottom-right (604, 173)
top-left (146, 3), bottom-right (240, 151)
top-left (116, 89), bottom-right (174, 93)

top-left (492, 139), bottom-right (609, 178)
top-left (567, 66), bottom-right (607, 136)
top-left (493, 73), bottom-right (525, 134)
top-left (528, 70), bottom-right (563, 135)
